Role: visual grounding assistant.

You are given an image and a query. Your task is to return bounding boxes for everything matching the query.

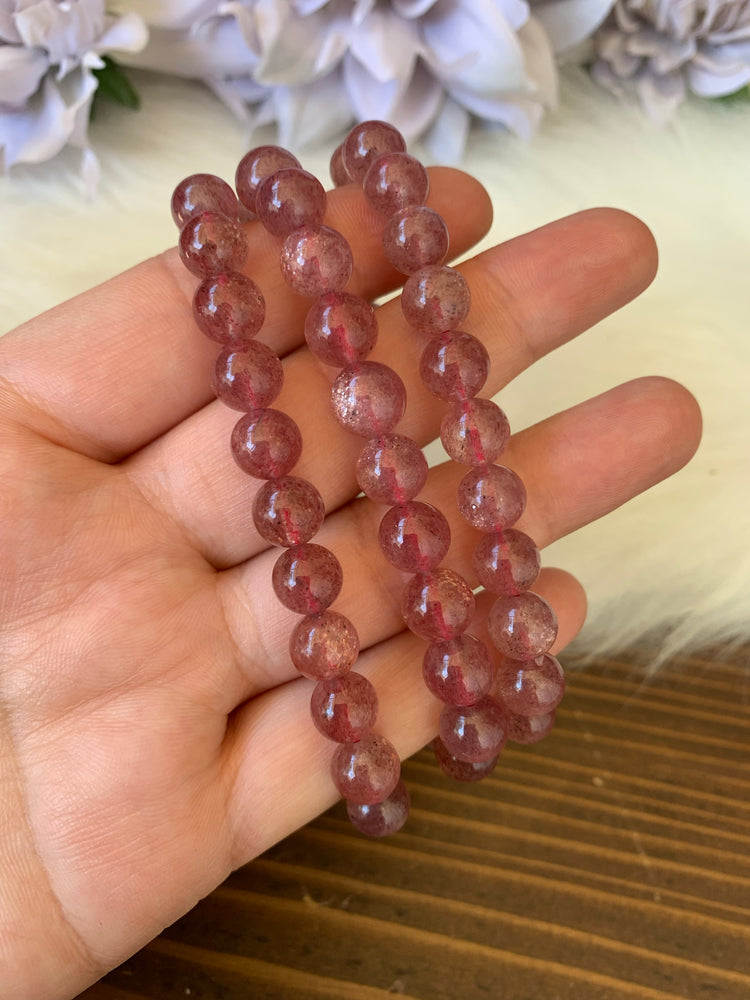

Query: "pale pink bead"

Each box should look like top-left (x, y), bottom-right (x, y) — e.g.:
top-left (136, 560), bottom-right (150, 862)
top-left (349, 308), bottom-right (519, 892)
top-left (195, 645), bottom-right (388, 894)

top-left (310, 672), bottom-right (378, 743)
top-left (331, 362), bottom-right (406, 437)
top-left (331, 732), bottom-right (401, 805)
top-left (378, 501), bottom-right (451, 573)
top-left (488, 592), bottom-right (558, 660)
top-left (440, 398), bottom-right (510, 467)
top-left (401, 266), bottom-right (470, 336)
top-left (193, 271), bottom-right (265, 346)
top-left (438, 696), bottom-right (507, 763)
top-left (330, 143), bottom-right (351, 187)
top-left (346, 780), bottom-right (410, 836)
top-left (179, 212), bottom-right (248, 278)
top-left (304, 292), bottom-right (378, 367)
top-left (255, 168), bottom-right (327, 238)
top-left (235, 145), bottom-right (301, 213)
top-left (363, 152), bottom-right (429, 216)
top-left (496, 654), bottom-right (565, 717)
top-left (342, 121), bottom-right (406, 183)
top-left (382, 205), bottom-right (449, 275)
top-left (420, 331), bottom-right (490, 401)
top-left (252, 476), bottom-right (325, 547)
top-left (356, 434), bottom-right (429, 505)
top-left (505, 709), bottom-right (556, 744)
top-left (433, 737), bottom-right (499, 783)
top-left (401, 569), bottom-right (475, 642)
top-left (272, 543), bottom-right (343, 614)
top-left (473, 529), bottom-right (541, 595)
top-left (422, 634), bottom-right (494, 706)
top-left (171, 173), bottom-right (238, 227)
top-left (212, 342), bottom-right (283, 411)
top-left (457, 465), bottom-right (527, 532)
top-left (280, 224), bottom-right (353, 298)
top-left (231, 409), bottom-right (302, 479)
top-left (290, 611), bottom-right (360, 681)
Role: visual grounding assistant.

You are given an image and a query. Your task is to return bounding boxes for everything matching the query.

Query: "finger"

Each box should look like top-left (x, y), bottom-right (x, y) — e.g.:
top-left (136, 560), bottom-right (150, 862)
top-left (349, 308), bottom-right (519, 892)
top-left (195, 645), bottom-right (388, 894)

top-left (128, 208), bottom-right (658, 568)
top-left (0, 169), bottom-right (492, 462)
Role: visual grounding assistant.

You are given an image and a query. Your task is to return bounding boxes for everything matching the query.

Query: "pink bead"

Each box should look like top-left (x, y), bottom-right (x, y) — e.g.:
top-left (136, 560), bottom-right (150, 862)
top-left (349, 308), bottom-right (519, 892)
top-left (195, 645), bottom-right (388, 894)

top-left (178, 211), bottom-right (248, 278)
top-left (252, 476), bottom-right (325, 547)
top-left (440, 398), bottom-right (510, 467)
top-left (473, 529), bottom-right (541, 595)
top-left (255, 168), bottom-right (327, 238)
top-left (331, 362), bottom-right (406, 437)
top-left (171, 173), bottom-right (238, 227)
top-left (378, 501), bottom-right (451, 573)
top-left (212, 342), bottom-right (283, 411)
top-left (438, 696), bottom-right (508, 763)
top-left (433, 737), bottom-right (499, 783)
top-left (422, 634), bottom-right (494, 706)
top-left (382, 205), bottom-right (449, 275)
top-left (272, 543), bottom-right (343, 615)
top-left (457, 465), bottom-right (527, 532)
top-left (356, 434), bottom-right (429, 505)
top-left (505, 709), bottom-right (556, 745)
top-left (401, 265), bottom-right (470, 336)
top-left (488, 592), bottom-right (558, 660)
top-left (280, 224), bottom-right (353, 298)
top-left (330, 143), bottom-right (351, 187)
top-left (363, 152), bottom-right (429, 216)
top-left (331, 732), bottom-right (401, 805)
top-left (235, 145), bottom-right (301, 213)
top-left (496, 654), bottom-right (565, 717)
top-left (401, 569), bottom-right (475, 642)
top-left (310, 672), bottom-right (378, 743)
top-left (342, 121), bottom-right (406, 183)
top-left (346, 780), bottom-right (410, 837)
top-left (420, 331), bottom-right (490, 401)
top-left (231, 408), bottom-right (302, 479)
top-left (290, 611), bottom-right (360, 681)
top-left (304, 292), bottom-right (378, 367)
top-left (193, 271), bottom-right (265, 346)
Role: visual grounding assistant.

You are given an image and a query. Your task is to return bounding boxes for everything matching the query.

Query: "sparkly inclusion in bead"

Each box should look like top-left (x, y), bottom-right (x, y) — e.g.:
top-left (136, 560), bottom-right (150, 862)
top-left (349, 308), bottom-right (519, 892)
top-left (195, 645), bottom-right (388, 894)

top-left (473, 529), bottom-right (541, 595)
top-left (212, 342), bottom-right (283, 411)
top-left (363, 152), bottom-right (429, 216)
top-left (383, 205), bottom-right (449, 275)
top-left (488, 592), bottom-right (559, 660)
top-left (420, 331), bottom-right (490, 402)
top-left (342, 120), bottom-right (407, 183)
top-left (401, 568), bottom-right (475, 642)
top-left (331, 733), bottom-right (401, 805)
top-left (171, 173), bottom-right (238, 227)
top-left (331, 362), bottom-right (407, 437)
top-left (457, 464), bottom-right (527, 532)
top-left (440, 398), bottom-right (510, 467)
top-left (256, 168), bottom-right (327, 238)
top-left (401, 266), bottom-right (471, 337)
top-left (433, 737), bottom-right (499, 783)
top-left (505, 709), bottom-right (556, 745)
top-left (422, 633), bottom-right (494, 706)
top-left (231, 409), bottom-right (302, 479)
top-left (496, 654), bottom-right (565, 717)
top-left (280, 225), bottom-right (353, 299)
top-left (290, 611), bottom-right (360, 681)
top-left (272, 543), bottom-right (343, 615)
top-left (356, 434), bottom-right (429, 505)
top-left (252, 476), bottom-right (325, 547)
top-left (346, 779), bottom-right (410, 837)
top-left (178, 212), bottom-right (249, 278)
top-left (378, 501), bottom-right (451, 573)
top-left (438, 695), bottom-right (507, 763)
top-left (304, 292), bottom-right (378, 368)
top-left (329, 143), bottom-right (351, 187)
top-left (310, 672), bottom-right (378, 743)
top-left (235, 145), bottom-right (301, 213)
top-left (193, 271), bottom-right (265, 346)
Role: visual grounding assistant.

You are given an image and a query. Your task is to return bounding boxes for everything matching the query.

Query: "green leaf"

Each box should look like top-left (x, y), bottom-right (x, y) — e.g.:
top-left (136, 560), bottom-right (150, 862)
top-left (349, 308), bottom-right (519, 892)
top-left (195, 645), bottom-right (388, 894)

top-left (92, 56), bottom-right (140, 113)
top-left (711, 86), bottom-right (750, 105)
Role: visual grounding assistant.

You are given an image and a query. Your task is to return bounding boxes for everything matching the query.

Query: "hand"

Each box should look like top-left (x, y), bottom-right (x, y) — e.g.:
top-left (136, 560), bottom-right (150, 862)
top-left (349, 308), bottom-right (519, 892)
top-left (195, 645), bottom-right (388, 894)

top-left (0, 171), bottom-right (701, 999)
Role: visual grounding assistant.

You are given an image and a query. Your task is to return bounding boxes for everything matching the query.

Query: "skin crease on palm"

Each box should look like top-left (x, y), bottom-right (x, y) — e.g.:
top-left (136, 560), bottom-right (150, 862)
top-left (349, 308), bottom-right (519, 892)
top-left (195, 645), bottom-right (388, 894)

top-left (0, 168), bottom-right (701, 999)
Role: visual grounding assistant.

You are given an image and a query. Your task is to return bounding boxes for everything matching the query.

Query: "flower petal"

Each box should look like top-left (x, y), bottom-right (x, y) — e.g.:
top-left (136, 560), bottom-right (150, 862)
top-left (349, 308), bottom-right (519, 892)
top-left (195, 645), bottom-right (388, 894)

top-left (421, 95), bottom-right (471, 161)
top-left (349, 7), bottom-right (421, 83)
top-left (0, 45), bottom-right (48, 107)
top-left (533, 0), bottom-right (615, 53)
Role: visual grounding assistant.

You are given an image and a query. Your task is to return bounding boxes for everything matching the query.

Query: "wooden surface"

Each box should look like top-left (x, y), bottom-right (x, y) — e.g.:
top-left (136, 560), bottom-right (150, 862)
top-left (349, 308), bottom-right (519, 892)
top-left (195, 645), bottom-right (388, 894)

top-left (81, 644), bottom-right (750, 1000)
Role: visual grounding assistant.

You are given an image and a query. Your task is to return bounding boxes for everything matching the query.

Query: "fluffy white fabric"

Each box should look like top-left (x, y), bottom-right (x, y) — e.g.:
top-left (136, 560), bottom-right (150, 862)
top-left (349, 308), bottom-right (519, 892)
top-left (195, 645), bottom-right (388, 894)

top-left (1, 66), bottom-right (748, 658)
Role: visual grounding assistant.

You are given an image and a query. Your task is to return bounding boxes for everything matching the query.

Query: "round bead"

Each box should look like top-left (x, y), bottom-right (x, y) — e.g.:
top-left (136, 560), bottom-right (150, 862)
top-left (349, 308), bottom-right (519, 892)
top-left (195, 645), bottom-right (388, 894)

top-left (255, 168), bottom-right (327, 238)
top-left (331, 733), bottom-right (401, 805)
top-left (331, 362), bottom-right (406, 437)
top-left (401, 569), bottom-right (475, 642)
top-left (382, 205), bottom-right (449, 275)
top-left (505, 709), bottom-right (556, 745)
top-left (330, 143), bottom-right (351, 187)
top-left (438, 696), bottom-right (508, 763)
top-left (193, 271), bottom-right (265, 346)
top-left (178, 211), bottom-right (248, 278)
top-left (473, 529), bottom-right (541, 595)
top-left (363, 152), bottom-right (430, 216)
top-left (310, 672), bottom-right (378, 743)
top-left (346, 780), bottom-right (410, 837)
top-left (496, 654), bottom-right (565, 717)
top-left (212, 342), bottom-right (283, 411)
top-left (488, 592), bottom-right (559, 660)
top-left (252, 476), bottom-right (325, 547)
top-left (231, 408), bottom-right (302, 479)
top-left (290, 611), bottom-right (360, 681)
top-left (401, 265), bottom-right (471, 336)
top-left (440, 398), bottom-right (510, 467)
top-left (356, 434), bottom-right (428, 506)
top-left (280, 224), bottom-right (353, 298)
top-left (272, 543), bottom-right (343, 615)
top-left (342, 121), bottom-right (406, 183)
top-left (304, 292), bottom-right (378, 367)
top-left (378, 501), bottom-right (451, 573)
top-left (235, 145), bottom-right (301, 213)
top-left (457, 465), bottom-right (527, 532)
top-left (422, 634), bottom-right (495, 706)
top-left (171, 173), bottom-right (238, 227)
top-left (433, 737), bottom-right (499, 783)
top-left (420, 331), bottom-right (490, 401)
